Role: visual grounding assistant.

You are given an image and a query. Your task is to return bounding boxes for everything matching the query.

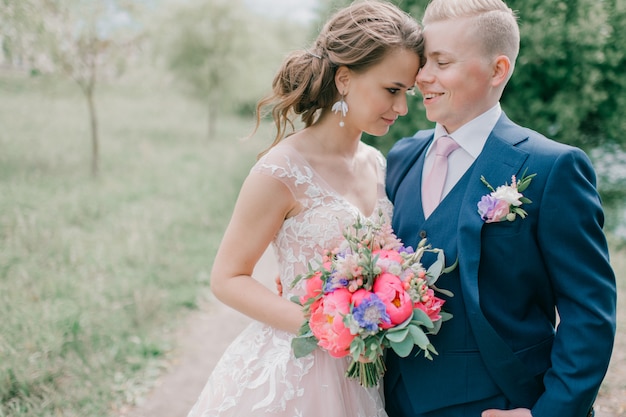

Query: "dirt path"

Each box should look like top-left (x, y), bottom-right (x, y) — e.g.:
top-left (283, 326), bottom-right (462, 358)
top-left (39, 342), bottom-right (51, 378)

top-left (121, 247), bottom-right (278, 417)
top-left (121, 248), bottom-right (623, 417)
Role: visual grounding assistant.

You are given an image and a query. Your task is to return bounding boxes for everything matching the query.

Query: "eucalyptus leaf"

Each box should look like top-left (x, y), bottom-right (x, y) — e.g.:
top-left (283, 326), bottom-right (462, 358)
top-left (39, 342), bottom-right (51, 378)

top-left (291, 336), bottom-right (318, 358)
top-left (408, 325), bottom-right (430, 349)
top-left (390, 335), bottom-right (415, 357)
top-left (429, 317), bottom-right (442, 335)
top-left (385, 327), bottom-right (410, 343)
top-left (290, 295), bottom-right (301, 305)
top-left (412, 308), bottom-right (434, 328)
top-left (439, 311), bottom-right (453, 321)
top-left (441, 256), bottom-right (458, 275)
top-left (350, 337), bottom-right (366, 361)
top-left (427, 255), bottom-right (444, 282)
top-left (391, 313), bottom-right (412, 330)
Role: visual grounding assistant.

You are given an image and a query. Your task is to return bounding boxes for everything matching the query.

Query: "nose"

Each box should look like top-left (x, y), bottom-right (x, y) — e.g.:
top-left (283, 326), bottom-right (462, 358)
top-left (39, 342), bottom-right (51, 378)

top-left (393, 94), bottom-right (409, 116)
top-left (416, 61), bottom-right (433, 85)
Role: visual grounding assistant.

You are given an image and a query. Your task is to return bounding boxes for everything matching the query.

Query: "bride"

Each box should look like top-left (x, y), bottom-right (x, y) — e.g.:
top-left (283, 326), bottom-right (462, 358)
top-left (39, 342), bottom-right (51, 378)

top-left (186, 2), bottom-right (423, 416)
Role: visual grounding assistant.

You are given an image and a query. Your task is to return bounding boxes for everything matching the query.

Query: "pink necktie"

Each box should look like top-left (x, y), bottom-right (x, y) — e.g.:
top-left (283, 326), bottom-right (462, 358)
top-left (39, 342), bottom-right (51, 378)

top-left (422, 136), bottom-right (460, 218)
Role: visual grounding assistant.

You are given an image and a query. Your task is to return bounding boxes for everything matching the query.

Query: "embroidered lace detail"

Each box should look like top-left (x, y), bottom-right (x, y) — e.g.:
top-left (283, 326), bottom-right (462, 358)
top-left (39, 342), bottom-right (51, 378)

top-left (187, 144), bottom-right (392, 417)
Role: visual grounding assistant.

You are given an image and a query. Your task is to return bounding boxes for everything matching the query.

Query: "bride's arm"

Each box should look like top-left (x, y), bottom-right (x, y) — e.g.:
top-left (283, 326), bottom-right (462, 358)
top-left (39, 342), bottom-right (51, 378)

top-left (209, 171), bottom-right (304, 334)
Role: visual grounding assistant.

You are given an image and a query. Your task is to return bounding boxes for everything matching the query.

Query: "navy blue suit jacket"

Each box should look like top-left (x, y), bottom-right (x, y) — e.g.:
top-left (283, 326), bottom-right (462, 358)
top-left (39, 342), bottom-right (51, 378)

top-left (385, 113), bottom-right (616, 417)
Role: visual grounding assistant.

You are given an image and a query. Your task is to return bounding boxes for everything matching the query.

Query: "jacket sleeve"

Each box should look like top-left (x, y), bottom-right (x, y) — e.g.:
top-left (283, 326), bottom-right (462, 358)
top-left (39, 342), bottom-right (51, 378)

top-left (531, 147), bottom-right (617, 417)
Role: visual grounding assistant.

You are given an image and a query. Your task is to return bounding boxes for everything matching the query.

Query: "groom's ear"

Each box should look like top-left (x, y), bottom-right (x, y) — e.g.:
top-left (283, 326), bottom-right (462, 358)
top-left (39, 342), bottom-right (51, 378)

top-left (491, 54), bottom-right (512, 87)
top-left (334, 66), bottom-right (351, 94)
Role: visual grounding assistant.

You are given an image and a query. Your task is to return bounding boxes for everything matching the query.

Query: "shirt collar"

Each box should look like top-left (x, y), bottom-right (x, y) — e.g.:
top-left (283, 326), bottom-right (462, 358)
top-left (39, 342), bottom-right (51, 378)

top-left (430, 103), bottom-right (502, 159)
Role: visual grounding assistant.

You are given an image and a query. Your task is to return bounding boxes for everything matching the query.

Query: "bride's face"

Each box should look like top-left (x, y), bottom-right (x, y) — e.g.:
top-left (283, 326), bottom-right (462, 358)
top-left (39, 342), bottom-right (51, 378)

top-left (343, 48), bottom-right (420, 137)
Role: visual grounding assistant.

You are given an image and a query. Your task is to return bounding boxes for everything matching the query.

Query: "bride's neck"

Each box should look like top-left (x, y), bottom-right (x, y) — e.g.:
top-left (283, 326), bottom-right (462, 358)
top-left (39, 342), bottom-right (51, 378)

top-left (305, 119), bottom-right (362, 158)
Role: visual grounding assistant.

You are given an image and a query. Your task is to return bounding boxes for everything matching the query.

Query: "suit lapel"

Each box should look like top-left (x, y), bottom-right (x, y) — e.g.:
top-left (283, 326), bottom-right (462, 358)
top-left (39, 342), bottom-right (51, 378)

top-left (456, 115), bottom-right (543, 406)
top-left (458, 114), bottom-right (530, 279)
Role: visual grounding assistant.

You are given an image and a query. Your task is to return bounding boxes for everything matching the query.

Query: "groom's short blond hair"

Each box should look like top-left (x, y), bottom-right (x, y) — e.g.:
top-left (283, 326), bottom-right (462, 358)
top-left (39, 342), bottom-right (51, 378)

top-left (423, 0), bottom-right (520, 65)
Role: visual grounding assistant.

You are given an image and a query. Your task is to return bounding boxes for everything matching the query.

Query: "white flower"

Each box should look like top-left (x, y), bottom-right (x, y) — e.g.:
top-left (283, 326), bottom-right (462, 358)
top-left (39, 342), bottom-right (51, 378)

top-left (492, 185), bottom-right (523, 206)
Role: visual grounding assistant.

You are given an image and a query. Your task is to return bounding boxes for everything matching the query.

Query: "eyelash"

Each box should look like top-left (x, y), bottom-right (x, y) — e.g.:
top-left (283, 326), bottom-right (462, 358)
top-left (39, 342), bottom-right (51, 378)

top-left (387, 88), bottom-right (400, 94)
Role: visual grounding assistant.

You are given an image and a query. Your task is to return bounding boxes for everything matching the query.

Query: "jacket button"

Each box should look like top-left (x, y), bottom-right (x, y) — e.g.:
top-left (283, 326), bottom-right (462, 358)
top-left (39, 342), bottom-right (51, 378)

top-left (419, 230), bottom-right (427, 238)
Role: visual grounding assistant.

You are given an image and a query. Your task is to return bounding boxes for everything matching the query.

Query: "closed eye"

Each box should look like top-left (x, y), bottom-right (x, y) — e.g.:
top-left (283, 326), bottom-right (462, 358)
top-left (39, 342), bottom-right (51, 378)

top-left (387, 88), bottom-right (401, 94)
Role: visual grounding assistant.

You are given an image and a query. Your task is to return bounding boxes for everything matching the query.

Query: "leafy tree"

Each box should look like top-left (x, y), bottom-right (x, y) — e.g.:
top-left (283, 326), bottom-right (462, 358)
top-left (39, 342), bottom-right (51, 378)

top-left (154, 0), bottom-right (255, 140)
top-left (2, 0), bottom-right (143, 176)
top-left (0, 0), bottom-right (38, 69)
top-left (503, 0), bottom-right (612, 150)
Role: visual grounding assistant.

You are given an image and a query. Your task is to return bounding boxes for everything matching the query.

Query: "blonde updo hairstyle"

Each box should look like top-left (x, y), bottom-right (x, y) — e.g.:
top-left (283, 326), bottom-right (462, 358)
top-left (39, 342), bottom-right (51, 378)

top-left (255, 0), bottom-right (423, 156)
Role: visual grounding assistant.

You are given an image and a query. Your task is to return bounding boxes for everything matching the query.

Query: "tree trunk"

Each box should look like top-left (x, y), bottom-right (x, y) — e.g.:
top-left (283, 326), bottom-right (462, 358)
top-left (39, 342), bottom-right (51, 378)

top-left (86, 87), bottom-right (99, 177)
top-left (207, 99), bottom-right (216, 141)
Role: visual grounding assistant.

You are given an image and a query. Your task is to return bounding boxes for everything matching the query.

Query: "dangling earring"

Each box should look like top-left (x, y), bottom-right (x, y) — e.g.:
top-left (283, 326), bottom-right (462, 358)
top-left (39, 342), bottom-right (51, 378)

top-left (332, 93), bottom-right (348, 127)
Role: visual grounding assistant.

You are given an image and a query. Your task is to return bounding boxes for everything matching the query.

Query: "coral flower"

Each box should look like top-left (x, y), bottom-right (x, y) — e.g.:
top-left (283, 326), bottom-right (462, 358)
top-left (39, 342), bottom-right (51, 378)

top-left (373, 273), bottom-right (413, 329)
top-left (299, 271), bottom-right (324, 307)
top-left (414, 288), bottom-right (446, 321)
top-left (373, 249), bottom-right (403, 264)
top-left (309, 288), bottom-right (355, 357)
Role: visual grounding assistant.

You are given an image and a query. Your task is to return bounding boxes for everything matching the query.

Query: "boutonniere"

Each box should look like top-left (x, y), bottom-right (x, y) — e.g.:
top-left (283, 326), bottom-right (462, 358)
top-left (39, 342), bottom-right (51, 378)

top-left (477, 169), bottom-right (536, 223)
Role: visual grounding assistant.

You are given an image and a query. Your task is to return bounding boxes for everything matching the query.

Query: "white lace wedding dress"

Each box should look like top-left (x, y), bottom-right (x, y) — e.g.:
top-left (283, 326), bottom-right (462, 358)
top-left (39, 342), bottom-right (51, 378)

top-left (187, 143), bottom-right (391, 417)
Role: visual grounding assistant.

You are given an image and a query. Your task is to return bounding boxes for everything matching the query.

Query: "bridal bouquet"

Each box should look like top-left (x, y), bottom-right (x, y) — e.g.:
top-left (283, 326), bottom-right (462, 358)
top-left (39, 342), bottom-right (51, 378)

top-left (291, 211), bottom-right (454, 387)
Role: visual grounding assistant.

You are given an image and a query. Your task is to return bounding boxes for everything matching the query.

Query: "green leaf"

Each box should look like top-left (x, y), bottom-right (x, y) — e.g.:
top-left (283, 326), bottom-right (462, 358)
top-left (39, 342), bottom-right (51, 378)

top-left (431, 284), bottom-right (454, 298)
top-left (441, 256), bottom-right (458, 275)
top-left (291, 336), bottom-right (318, 358)
top-left (390, 313), bottom-right (412, 330)
top-left (426, 252), bottom-right (444, 281)
top-left (350, 337), bottom-right (366, 361)
top-left (429, 317), bottom-right (443, 335)
top-left (439, 311), bottom-right (453, 322)
top-left (480, 175), bottom-right (495, 192)
top-left (385, 327), bottom-right (409, 343)
top-left (290, 295), bottom-right (301, 305)
top-left (408, 325), bottom-right (430, 349)
top-left (390, 336), bottom-right (415, 357)
top-left (412, 308), bottom-right (434, 328)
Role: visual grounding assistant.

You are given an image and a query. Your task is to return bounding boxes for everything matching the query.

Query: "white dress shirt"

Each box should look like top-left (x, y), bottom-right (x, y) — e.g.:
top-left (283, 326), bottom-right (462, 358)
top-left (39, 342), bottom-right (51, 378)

top-left (422, 103), bottom-right (503, 202)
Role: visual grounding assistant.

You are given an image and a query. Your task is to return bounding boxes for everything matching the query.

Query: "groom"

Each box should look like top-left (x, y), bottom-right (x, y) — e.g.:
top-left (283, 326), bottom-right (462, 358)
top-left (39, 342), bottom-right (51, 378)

top-left (384, 1), bottom-right (617, 417)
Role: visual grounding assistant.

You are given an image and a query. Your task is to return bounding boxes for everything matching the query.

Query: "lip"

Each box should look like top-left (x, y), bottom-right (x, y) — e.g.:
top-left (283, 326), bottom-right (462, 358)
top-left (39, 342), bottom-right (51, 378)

top-left (382, 117), bottom-right (397, 126)
top-left (421, 92), bottom-right (444, 103)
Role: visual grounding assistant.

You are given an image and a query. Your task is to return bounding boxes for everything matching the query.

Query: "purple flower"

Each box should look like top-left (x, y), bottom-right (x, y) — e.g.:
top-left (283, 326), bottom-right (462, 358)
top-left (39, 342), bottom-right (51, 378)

top-left (477, 195), bottom-right (499, 220)
top-left (352, 292), bottom-right (390, 332)
top-left (399, 246), bottom-right (414, 254)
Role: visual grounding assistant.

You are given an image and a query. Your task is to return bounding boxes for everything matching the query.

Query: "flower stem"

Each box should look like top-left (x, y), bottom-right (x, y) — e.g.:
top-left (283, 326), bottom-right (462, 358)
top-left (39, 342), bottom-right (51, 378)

top-left (345, 356), bottom-right (387, 387)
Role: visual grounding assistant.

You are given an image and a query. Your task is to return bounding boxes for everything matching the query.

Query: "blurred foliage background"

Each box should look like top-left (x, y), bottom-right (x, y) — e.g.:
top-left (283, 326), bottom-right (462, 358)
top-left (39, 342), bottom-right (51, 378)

top-left (1, 0), bottom-right (625, 416)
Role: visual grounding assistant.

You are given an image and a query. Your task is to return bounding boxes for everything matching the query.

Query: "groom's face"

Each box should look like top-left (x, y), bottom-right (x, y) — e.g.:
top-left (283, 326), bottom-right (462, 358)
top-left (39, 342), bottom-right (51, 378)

top-left (416, 17), bottom-right (497, 133)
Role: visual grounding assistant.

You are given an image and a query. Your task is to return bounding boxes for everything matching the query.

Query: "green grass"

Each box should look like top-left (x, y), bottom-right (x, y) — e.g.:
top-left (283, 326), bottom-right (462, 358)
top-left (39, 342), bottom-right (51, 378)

top-left (0, 71), bottom-right (266, 416)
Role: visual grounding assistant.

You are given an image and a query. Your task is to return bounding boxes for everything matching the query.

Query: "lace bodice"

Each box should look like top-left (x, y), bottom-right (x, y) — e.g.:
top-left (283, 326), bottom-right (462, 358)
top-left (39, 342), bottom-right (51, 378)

top-left (251, 144), bottom-right (394, 301)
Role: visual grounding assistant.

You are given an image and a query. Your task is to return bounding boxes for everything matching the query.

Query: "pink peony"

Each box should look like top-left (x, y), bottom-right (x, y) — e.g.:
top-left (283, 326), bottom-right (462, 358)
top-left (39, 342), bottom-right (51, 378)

top-left (350, 288), bottom-right (372, 307)
top-left (414, 288), bottom-right (445, 321)
top-left (373, 249), bottom-right (403, 264)
top-left (373, 273), bottom-right (413, 329)
top-left (299, 271), bottom-right (324, 306)
top-left (299, 259), bottom-right (331, 303)
top-left (309, 288), bottom-right (355, 357)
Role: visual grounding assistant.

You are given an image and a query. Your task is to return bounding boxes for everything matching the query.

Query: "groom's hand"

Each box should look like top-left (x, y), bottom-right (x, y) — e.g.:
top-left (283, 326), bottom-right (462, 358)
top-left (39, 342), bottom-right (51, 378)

top-left (482, 408), bottom-right (532, 417)
top-left (275, 275), bottom-right (283, 296)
